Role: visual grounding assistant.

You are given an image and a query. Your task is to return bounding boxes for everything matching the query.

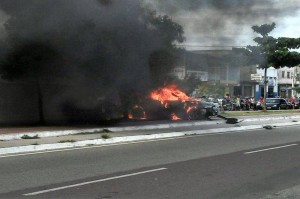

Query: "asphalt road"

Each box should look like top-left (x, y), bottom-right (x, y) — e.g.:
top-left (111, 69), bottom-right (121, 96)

top-left (1, 125), bottom-right (300, 198)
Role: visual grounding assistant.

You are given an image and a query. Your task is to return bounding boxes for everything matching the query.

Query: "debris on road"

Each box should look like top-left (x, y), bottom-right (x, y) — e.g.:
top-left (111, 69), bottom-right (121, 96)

top-left (263, 125), bottom-right (273, 130)
top-left (216, 115), bottom-right (242, 124)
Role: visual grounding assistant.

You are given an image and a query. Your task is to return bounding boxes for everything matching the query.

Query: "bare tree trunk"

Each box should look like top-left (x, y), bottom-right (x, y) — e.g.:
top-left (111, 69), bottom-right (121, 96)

top-left (36, 77), bottom-right (45, 124)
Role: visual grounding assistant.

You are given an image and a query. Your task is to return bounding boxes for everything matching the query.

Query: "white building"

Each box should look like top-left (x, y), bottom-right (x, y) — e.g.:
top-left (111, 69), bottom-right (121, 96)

top-left (256, 67), bottom-right (278, 99)
top-left (277, 66), bottom-right (300, 97)
top-left (172, 67), bottom-right (186, 80)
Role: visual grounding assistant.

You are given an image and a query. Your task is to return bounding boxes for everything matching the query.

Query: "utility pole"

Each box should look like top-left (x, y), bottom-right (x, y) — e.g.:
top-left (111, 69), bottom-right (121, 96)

top-left (292, 67), bottom-right (298, 97)
top-left (263, 67), bottom-right (267, 111)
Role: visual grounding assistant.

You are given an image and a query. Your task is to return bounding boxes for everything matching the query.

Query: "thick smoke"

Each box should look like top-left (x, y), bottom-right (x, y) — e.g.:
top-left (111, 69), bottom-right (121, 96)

top-left (0, 0), bottom-right (162, 89)
top-left (144, 0), bottom-right (300, 48)
top-left (0, 0), bottom-right (181, 123)
top-left (0, 0), bottom-right (188, 124)
top-left (0, 10), bottom-right (8, 40)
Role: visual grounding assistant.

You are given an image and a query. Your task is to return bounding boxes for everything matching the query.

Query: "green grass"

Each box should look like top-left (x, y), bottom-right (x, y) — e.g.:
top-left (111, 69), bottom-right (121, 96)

top-left (21, 134), bottom-right (39, 139)
top-left (101, 134), bottom-right (111, 139)
top-left (220, 110), bottom-right (300, 117)
top-left (75, 129), bottom-right (112, 135)
top-left (58, 139), bottom-right (77, 143)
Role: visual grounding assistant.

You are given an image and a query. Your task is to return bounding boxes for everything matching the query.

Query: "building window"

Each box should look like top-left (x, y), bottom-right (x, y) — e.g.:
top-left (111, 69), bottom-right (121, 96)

top-left (287, 72), bottom-right (290, 78)
top-left (282, 71), bottom-right (285, 78)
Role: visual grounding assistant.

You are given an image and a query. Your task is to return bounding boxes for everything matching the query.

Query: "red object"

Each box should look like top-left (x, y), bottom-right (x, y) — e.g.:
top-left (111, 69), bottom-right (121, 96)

top-left (259, 97), bottom-right (264, 103)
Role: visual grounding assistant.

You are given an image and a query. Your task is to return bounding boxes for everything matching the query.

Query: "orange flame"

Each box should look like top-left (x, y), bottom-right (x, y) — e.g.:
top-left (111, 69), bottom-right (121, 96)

top-left (128, 105), bottom-right (147, 120)
top-left (149, 84), bottom-right (202, 120)
top-left (129, 84), bottom-right (202, 120)
top-left (186, 106), bottom-right (197, 113)
top-left (171, 113), bottom-right (181, 120)
top-left (150, 84), bottom-right (198, 105)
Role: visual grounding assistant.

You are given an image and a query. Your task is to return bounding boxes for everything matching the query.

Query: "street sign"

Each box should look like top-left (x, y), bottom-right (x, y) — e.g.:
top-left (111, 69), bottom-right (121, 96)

top-left (251, 74), bottom-right (262, 81)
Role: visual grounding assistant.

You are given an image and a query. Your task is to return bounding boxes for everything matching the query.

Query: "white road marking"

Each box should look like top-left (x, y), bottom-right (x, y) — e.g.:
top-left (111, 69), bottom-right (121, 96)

top-left (0, 124), bottom-right (294, 159)
top-left (0, 137), bottom-right (189, 158)
top-left (24, 168), bottom-right (167, 196)
top-left (244, 143), bottom-right (298, 154)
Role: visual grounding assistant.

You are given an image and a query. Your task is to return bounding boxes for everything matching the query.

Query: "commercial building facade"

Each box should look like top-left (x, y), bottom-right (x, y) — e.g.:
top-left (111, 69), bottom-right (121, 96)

top-left (171, 50), bottom-right (300, 100)
top-left (277, 66), bottom-right (300, 98)
top-left (255, 67), bottom-right (279, 100)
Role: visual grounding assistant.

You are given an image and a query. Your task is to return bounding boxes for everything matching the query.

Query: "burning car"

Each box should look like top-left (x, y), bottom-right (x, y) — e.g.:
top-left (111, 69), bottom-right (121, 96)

top-left (201, 101), bottom-right (220, 116)
top-left (62, 93), bottom-right (124, 125)
top-left (128, 84), bottom-right (218, 121)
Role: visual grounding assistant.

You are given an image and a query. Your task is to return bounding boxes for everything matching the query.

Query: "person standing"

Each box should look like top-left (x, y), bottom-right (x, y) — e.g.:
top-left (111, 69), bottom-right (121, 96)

top-left (235, 96), bottom-right (241, 111)
top-left (244, 97), bottom-right (250, 110)
top-left (250, 97), bottom-right (256, 110)
top-left (259, 97), bottom-right (264, 103)
top-left (289, 96), bottom-right (295, 109)
top-left (258, 97), bottom-right (264, 110)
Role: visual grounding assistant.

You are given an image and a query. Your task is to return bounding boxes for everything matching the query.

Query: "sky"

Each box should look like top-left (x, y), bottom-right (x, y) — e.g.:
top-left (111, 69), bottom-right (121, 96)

top-left (143, 0), bottom-right (300, 50)
top-left (0, 0), bottom-right (300, 50)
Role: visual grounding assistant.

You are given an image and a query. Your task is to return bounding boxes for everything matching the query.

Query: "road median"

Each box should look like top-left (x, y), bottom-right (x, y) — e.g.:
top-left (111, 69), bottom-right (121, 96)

top-left (1, 115), bottom-right (300, 156)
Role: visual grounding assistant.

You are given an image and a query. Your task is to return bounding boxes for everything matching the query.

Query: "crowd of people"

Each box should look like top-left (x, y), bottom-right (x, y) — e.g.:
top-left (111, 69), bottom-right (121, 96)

top-left (221, 95), bottom-right (257, 111)
top-left (219, 94), bottom-right (299, 111)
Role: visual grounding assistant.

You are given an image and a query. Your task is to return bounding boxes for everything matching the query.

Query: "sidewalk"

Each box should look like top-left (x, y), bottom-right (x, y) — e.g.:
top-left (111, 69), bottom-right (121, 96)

top-left (1, 113), bottom-right (300, 156)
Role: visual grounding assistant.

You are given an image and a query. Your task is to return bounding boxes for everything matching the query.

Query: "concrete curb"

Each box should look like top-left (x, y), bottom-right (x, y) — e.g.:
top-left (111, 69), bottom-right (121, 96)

top-left (0, 120), bottom-right (224, 141)
top-left (1, 114), bottom-right (300, 141)
top-left (1, 121), bottom-right (299, 156)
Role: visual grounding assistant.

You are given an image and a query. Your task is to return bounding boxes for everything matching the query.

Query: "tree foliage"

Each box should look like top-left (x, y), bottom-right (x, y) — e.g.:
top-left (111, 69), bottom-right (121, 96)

top-left (147, 12), bottom-right (185, 46)
top-left (235, 22), bottom-right (300, 111)
top-left (236, 22), bottom-right (300, 68)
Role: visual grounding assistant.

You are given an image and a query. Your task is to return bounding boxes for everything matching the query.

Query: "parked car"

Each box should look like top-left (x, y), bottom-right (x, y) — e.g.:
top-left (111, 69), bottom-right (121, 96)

top-left (257, 98), bottom-right (289, 110)
top-left (184, 101), bottom-right (219, 119)
top-left (198, 97), bottom-right (221, 115)
top-left (286, 101), bottom-right (294, 109)
top-left (203, 101), bottom-right (220, 116)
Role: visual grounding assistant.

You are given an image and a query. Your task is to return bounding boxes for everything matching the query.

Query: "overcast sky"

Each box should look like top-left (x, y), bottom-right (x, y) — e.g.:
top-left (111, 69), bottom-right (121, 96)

top-left (143, 0), bottom-right (300, 50)
top-left (1, 0), bottom-right (300, 50)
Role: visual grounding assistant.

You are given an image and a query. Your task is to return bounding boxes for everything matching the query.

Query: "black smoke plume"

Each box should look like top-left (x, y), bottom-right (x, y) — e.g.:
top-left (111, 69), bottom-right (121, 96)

top-left (0, 0), bottom-right (184, 124)
top-left (144, 0), bottom-right (300, 47)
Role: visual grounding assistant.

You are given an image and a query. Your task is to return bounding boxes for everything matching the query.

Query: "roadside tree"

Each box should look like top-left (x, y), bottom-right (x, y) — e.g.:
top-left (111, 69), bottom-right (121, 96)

top-left (236, 23), bottom-right (300, 111)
